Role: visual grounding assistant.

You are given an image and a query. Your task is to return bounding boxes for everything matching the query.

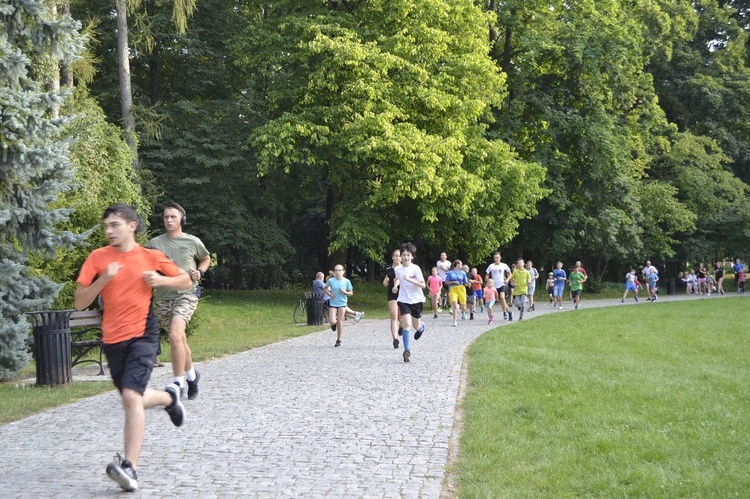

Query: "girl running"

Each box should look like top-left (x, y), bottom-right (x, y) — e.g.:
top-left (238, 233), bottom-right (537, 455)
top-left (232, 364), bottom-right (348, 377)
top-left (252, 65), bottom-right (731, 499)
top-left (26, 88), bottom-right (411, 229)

top-left (483, 278), bottom-right (498, 324)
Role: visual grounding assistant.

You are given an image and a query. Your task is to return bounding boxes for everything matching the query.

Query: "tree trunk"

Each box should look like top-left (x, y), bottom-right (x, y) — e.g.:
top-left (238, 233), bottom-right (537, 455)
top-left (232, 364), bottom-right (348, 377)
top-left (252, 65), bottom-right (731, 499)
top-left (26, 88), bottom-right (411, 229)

top-left (149, 43), bottom-right (162, 105)
top-left (116, 0), bottom-right (138, 168)
top-left (61, 2), bottom-right (74, 111)
top-left (48, 4), bottom-right (61, 119)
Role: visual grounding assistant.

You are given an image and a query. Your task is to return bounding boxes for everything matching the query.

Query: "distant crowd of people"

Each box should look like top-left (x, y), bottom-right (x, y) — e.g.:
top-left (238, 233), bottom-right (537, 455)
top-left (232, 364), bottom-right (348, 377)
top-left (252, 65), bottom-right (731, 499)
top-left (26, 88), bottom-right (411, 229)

top-left (315, 252), bottom-right (748, 363)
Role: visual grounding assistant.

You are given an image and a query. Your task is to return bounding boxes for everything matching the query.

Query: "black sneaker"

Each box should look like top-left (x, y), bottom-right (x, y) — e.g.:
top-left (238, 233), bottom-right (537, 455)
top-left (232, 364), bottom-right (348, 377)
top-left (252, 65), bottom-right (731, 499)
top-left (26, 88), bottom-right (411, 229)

top-left (433, 314), bottom-right (438, 319)
top-left (393, 338), bottom-right (399, 349)
top-left (414, 323), bottom-right (425, 340)
top-left (335, 340), bottom-right (341, 347)
top-left (398, 327), bottom-right (403, 336)
top-left (106, 453), bottom-right (138, 491)
top-left (508, 311), bottom-right (513, 321)
top-left (331, 324), bottom-right (337, 332)
top-left (187, 370), bottom-right (200, 400)
top-left (403, 350), bottom-right (411, 363)
top-left (164, 383), bottom-right (185, 427)
top-left (470, 313), bottom-right (474, 320)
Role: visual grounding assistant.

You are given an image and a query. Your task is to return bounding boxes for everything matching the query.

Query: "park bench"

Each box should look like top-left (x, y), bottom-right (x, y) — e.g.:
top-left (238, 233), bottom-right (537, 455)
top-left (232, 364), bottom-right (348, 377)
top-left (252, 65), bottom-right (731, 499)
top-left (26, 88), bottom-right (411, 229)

top-left (69, 309), bottom-right (105, 375)
top-left (28, 309), bottom-right (105, 384)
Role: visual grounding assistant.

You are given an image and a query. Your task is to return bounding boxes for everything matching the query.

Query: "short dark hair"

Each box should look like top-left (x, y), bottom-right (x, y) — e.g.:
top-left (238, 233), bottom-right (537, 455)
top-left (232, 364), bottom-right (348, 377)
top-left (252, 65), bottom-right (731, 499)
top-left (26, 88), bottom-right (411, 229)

top-left (400, 242), bottom-right (417, 256)
top-left (164, 201), bottom-right (187, 226)
top-left (103, 203), bottom-right (139, 224)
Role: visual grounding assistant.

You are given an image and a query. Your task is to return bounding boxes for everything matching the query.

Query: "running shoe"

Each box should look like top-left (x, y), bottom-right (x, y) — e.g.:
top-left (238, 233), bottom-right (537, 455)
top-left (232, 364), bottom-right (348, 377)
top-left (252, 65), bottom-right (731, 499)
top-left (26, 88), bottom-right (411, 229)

top-left (621, 298), bottom-right (625, 303)
top-left (403, 350), bottom-right (411, 363)
top-left (461, 312), bottom-right (467, 320)
top-left (335, 340), bottom-right (341, 347)
top-left (331, 324), bottom-right (336, 332)
top-left (398, 327), bottom-right (403, 336)
top-left (187, 370), bottom-right (200, 400)
top-left (164, 383), bottom-right (185, 427)
top-left (393, 338), bottom-right (399, 349)
top-left (470, 313), bottom-right (474, 320)
top-left (635, 296), bottom-right (639, 302)
top-left (488, 319), bottom-right (494, 325)
top-left (452, 321), bottom-right (458, 327)
top-left (354, 311), bottom-right (364, 322)
top-left (106, 453), bottom-right (138, 492)
top-left (508, 311), bottom-right (513, 321)
top-left (433, 314), bottom-right (438, 319)
top-left (414, 323), bottom-right (425, 340)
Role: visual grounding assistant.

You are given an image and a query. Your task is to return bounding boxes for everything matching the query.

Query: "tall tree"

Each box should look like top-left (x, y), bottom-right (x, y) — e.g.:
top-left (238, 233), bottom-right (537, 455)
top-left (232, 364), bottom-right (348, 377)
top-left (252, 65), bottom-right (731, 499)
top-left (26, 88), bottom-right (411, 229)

top-left (0, 0), bottom-right (85, 379)
top-left (234, 0), bottom-right (546, 264)
top-left (488, 0), bottom-right (695, 278)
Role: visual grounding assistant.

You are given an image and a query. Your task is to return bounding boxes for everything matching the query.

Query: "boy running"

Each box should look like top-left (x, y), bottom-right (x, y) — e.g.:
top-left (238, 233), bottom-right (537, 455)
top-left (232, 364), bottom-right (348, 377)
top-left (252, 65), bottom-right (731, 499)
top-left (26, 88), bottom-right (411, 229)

top-left (392, 243), bottom-right (426, 363)
top-left (569, 264), bottom-right (587, 309)
top-left (510, 258), bottom-right (531, 320)
top-left (74, 203), bottom-right (192, 492)
top-left (622, 268), bottom-right (639, 302)
top-left (552, 262), bottom-right (567, 309)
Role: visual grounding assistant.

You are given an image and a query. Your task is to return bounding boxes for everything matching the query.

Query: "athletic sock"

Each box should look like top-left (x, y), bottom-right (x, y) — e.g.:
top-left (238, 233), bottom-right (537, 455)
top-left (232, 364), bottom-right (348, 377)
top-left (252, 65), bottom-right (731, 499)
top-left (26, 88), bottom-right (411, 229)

top-left (185, 369), bottom-right (196, 382)
top-left (174, 376), bottom-right (186, 388)
top-left (402, 330), bottom-right (411, 352)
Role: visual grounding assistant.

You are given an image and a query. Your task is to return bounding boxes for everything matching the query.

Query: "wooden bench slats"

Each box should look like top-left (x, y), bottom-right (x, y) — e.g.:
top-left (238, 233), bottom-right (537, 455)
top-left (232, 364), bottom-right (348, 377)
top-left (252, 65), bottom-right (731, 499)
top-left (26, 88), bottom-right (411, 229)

top-left (70, 310), bottom-right (104, 375)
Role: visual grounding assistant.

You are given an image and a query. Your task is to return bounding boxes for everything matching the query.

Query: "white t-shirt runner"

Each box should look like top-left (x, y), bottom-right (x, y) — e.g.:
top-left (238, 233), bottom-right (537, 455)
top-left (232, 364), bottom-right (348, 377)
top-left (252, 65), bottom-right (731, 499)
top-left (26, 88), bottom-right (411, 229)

top-left (486, 262), bottom-right (511, 287)
top-left (395, 264), bottom-right (426, 304)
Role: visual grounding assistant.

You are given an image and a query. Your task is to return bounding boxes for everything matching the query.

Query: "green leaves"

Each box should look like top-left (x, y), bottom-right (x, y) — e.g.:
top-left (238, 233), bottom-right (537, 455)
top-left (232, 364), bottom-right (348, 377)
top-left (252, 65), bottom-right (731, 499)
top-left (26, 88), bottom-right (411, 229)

top-left (237, 0), bottom-right (544, 261)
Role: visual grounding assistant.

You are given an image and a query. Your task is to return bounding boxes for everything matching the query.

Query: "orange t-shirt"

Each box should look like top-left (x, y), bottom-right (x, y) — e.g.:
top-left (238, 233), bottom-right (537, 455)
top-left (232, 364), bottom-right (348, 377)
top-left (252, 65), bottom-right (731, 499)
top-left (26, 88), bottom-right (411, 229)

top-left (77, 245), bottom-right (182, 344)
top-left (471, 273), bottom-right (483, 291)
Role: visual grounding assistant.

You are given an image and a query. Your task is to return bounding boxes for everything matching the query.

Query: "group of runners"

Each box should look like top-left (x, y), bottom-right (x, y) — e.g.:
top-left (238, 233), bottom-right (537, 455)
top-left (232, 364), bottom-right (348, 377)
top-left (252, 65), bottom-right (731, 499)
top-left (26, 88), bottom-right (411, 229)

top-left (74, 203), bottom-right (210, 492)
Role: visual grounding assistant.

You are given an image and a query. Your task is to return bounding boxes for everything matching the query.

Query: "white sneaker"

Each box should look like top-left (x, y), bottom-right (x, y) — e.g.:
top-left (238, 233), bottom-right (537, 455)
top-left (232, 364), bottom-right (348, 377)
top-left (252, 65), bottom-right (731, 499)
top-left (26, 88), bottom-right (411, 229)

top-left (354, 311), bottom-right (364, 323)
top-left (106, 453), bottom-right (138, 491)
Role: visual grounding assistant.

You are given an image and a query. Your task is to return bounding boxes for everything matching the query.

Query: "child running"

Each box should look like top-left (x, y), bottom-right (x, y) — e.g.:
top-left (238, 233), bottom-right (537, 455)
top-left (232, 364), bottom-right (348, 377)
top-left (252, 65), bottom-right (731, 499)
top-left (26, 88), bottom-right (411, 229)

top-left (427, 267), bottom-right (443, 319)
top-left (553, 262), bottom-right (567, 310)
top-left (622, 268), bottom-right (639, 302)
top-left (510, 258), bottom-right (531, 320)
top-left (546, 272), bottom-right (555, 304)
top-left (325, 264), bottom-right (356, 347)
top-left (383, 249), bottom-right (401, 349)
top-left (569, 264), bottom-right (587, 309)
top-left (392, 242), bottom-right (426, 363)
top-left (483, 278), bottom-right (498, 324)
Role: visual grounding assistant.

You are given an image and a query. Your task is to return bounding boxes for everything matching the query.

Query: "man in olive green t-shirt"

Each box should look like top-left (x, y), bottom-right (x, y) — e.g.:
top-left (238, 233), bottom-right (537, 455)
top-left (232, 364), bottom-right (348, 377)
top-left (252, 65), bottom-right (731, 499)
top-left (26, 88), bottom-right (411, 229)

top-left (149, 202), bottom-right (210, 399)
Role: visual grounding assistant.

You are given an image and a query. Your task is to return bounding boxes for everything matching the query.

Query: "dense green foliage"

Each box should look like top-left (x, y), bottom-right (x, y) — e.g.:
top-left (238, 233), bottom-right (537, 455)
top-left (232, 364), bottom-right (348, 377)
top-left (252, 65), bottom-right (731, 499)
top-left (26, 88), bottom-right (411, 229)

top-left (4, 0), bottom-right (750, 372)
top-left (0, 0), bottom-right (85, 379)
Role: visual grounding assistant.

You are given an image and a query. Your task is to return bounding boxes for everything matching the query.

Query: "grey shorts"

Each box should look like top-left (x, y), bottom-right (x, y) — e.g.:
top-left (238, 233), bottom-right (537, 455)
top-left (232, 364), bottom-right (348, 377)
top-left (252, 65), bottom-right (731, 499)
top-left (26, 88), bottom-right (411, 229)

top-left (155, 294), bottom-right (200, 329)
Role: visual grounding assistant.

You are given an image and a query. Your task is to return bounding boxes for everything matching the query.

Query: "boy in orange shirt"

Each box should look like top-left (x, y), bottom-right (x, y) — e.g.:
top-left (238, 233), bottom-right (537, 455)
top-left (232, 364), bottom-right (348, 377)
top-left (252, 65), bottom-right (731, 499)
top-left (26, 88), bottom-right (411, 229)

top-left (75, 203), bottom-right (193, 492)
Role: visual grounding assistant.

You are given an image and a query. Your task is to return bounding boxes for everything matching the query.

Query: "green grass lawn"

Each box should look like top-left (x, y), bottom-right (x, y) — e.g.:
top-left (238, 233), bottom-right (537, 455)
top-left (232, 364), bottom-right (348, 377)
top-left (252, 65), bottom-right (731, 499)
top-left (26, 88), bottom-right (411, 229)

top-left (455, 297), bottom-right (750, 497)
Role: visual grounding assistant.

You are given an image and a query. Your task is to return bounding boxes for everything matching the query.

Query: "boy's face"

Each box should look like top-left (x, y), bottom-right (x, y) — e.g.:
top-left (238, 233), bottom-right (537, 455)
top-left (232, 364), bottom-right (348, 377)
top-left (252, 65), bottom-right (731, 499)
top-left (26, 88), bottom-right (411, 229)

top-left (401, 250), bottom-right (413, 265)
top-left (103, 214), bottom-right (136, 249)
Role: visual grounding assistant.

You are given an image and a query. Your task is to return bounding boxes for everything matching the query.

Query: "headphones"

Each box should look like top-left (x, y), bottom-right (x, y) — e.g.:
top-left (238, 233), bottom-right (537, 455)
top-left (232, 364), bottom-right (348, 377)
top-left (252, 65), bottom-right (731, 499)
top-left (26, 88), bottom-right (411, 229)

top-left (166, 202), bottom-right (187, 227)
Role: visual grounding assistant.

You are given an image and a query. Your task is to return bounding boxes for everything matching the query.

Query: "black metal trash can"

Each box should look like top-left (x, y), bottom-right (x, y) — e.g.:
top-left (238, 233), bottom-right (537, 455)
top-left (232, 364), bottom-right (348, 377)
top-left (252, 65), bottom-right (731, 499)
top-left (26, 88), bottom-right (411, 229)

top-left (28, 310), bottom-right (74, 386)
top-left (667, 278), bottom-right (676, 296)
top-left (305, 292), bottom-right (326, 326)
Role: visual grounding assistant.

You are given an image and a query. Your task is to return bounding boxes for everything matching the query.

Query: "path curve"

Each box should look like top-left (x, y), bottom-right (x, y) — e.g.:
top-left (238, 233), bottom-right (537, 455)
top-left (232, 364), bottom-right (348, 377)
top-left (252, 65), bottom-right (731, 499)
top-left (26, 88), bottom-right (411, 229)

top-left (0, 293), bottom-right (716, 497)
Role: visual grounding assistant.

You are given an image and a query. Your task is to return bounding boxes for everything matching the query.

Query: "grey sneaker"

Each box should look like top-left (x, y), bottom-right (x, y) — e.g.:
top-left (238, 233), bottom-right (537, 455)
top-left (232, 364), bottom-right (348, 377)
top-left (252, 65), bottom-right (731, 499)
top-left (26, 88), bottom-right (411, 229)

top-left (403, 350), bottom-right (411, 363)
top-left (164, 383), bottom-right (185, 427)
top-left (106, 453), bottom-right (138, 491)
top-left (187, 370), bottom-right (200, 400)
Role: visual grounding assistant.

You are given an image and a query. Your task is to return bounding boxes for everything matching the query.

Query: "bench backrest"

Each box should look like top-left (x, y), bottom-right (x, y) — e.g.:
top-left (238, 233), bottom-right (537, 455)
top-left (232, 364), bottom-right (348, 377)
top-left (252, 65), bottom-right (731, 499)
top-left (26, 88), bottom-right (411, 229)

top-left (70, 310), bottom-right (102, 328)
